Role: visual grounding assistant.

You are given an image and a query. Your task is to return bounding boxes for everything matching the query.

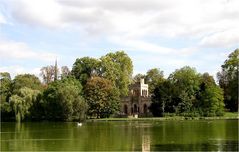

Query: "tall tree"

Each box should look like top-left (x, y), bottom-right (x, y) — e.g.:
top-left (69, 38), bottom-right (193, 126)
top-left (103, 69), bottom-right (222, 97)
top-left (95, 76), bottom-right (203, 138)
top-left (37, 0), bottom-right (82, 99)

top-left (40, 66), bottom-right (55, 84)
top-left (197, 73), bottom-right (224, 116)
top-left (145, 68), bottom-right (165, 94)
top-left (133, 73), bottom-right (146, 83)
top-left (0, 72), bottom-right (12, 103)
top-left (168, 66), bottom-right (201, 113)
top-left (71, 57), bottom-right (100, 85)
top-left (43, 78), bottom-right (87, 121)
top-left (84, 77), bottom-right (120, 118)
top-left (217, 49), bottom-right (239, 112)
top-left (12, 74), bottom-right (43, 94)
top-left (150, 80), bottom-right (173, 116)
top-left (40, 62), bottom-right (60, 84)
top-left (0, 72), bottom-right (14, 121)
top-left (72, 51), bottom-right (133, 97)
top-left (9, 87), bottom-right (40, 122)
top-left (100, 51), bottom-right (133, 96)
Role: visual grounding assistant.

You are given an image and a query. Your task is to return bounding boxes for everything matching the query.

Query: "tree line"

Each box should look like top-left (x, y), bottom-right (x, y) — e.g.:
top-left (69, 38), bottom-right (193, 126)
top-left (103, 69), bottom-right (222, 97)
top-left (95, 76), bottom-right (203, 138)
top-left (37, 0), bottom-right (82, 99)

top-left (0, 51), bottom-right (133, 122)
top-left (0, 49), bottom-right (238, 122)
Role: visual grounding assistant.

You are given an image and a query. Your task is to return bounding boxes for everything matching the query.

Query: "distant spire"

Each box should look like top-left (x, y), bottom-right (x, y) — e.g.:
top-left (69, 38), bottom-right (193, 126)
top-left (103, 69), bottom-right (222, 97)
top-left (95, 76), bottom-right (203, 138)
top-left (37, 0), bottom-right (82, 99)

top-left (54, 58), bottom-right (58, 81)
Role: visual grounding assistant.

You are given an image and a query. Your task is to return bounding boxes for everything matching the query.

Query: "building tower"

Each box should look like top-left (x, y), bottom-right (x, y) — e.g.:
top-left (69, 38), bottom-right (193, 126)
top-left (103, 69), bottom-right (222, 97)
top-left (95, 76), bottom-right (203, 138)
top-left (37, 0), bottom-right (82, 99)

top-left (54, 59), bottom-right (58, 81)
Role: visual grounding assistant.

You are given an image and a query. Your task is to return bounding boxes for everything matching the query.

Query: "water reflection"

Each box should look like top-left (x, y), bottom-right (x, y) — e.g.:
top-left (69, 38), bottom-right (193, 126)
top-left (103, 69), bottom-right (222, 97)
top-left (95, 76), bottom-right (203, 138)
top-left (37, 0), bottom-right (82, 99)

top-left (1, 120), bottom-right (238, 151)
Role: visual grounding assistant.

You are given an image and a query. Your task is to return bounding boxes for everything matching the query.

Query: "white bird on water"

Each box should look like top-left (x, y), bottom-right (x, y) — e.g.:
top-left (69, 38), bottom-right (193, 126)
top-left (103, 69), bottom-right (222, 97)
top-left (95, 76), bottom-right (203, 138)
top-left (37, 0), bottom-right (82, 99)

top-left (77, 122), bottom-right (82, 126)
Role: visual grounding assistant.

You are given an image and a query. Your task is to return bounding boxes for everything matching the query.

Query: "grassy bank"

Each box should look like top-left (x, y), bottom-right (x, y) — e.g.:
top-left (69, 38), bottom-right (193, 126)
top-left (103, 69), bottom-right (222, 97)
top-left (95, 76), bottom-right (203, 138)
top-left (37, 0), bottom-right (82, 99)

top-left (223, 112), bottom-right (239, 118)
top-left (88, 112), bottom-right (238, 122)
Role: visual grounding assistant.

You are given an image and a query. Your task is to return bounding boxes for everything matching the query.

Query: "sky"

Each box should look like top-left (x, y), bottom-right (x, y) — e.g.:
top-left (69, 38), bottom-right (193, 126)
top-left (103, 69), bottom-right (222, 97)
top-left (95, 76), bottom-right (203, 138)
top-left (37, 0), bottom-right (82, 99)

top-left (0, 0), bottom-right (238, 80)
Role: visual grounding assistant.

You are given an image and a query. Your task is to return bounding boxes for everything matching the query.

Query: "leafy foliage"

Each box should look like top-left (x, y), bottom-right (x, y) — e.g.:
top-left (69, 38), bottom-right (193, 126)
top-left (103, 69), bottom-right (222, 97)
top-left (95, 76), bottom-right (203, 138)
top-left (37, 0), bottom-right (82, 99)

top-left (72, 51), bottom-right (133, 97)
top-left (43, 78), bottom-right (87, 121)
top-left (84, 77), bottom-right (120, 118)
top-left (217, 49), bottom-right (238, 112)
top-left (100, 51), bottom-right (133, 96)
top-left (145, 68), bottom-right (165, 94)
top-left (9, 87), bottom-right (40, 122)
top-left (133, 73), bottom-right (146, 83)
top-left (2, 50), bottom-right (236, 121)
top-left (0, 72), bottom-right (12, 103)
top-left (168, 66), bottom-right (200, 113)
top-left (71, 57), bottom-right (100, 85)
top-left (12, 74), bottom-right (43, 93)
top-left (199, 85), bottom-right (224, 116)
top-left (150, 68), bottom-right (224, 117)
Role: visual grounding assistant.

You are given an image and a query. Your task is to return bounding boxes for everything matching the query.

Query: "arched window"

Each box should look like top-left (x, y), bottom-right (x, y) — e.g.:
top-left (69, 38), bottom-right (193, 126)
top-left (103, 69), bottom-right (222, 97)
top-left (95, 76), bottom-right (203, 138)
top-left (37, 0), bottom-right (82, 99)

top-left (134, 104), bottom-right (137, 113)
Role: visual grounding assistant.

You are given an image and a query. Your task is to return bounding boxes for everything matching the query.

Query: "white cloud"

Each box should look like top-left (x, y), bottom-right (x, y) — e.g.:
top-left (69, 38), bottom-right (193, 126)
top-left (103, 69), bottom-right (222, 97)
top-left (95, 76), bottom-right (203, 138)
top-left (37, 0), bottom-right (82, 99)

top-left (199, 29), bottom-right (239, 48)
top-left (6, 0), bottom-right (62, 28)
top-left (0, 12), bottom-right (6, 24)
top-left (0, 40), bottom-right (57, 61)
top-left (110, 35), bottom-right (200, 56)
top-left (0, 65), bottom-right (41, 78)
top-left (110, 36), bottom-right (174, 54)
top-left (1, 0), bottom-right (237, 53)
top-left (1, 0), bottom-right (239, 35)
top-left (0, 0), bottom-right (238, 79)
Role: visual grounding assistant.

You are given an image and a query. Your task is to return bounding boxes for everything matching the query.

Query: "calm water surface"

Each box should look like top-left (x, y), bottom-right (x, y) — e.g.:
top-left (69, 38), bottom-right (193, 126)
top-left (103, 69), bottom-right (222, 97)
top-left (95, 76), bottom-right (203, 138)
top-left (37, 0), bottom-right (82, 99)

top-left (1, 120), bottom-right (238, 151)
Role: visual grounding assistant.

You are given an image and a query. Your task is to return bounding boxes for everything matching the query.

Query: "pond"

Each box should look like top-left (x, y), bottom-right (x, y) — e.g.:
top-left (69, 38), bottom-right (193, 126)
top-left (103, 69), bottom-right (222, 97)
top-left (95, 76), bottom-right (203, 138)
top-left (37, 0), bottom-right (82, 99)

top-left (1, 119), bottom-right (238, 151)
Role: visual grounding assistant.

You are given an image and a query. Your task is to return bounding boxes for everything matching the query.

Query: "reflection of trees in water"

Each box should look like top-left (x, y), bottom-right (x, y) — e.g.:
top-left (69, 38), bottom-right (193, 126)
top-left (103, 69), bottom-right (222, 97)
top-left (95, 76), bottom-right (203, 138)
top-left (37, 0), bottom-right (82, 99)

top-left (151, 140), bottom-right (238, 151)
top-left (1, 120), bottom-right (238, 151)
top-left (2, 122), bottom-right (76, 151)
top-left (150, 120), bottom-right (238, 151)
top-left (81, 121), bottom-right (143, 151)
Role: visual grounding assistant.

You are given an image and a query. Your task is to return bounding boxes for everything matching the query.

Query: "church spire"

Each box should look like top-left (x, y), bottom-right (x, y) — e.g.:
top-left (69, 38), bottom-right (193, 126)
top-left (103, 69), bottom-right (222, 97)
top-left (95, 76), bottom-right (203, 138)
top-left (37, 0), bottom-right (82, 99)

top-left (54, 59), bottom-right (58, 81)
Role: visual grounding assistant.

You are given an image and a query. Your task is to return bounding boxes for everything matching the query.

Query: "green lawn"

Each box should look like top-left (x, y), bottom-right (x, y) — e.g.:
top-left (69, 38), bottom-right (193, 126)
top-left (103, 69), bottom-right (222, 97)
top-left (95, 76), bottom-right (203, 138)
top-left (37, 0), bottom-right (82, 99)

top-left (88, 112), bottom-right (238, 121)
top-left (223, 112), bottom-right (238, 118)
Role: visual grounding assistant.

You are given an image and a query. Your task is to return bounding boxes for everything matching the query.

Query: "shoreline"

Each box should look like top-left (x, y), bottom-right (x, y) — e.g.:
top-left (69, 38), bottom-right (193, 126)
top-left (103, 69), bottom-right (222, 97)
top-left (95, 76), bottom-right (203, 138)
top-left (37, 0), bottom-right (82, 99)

top-left (88, 116), bottom-right (239, 122)
top-left (88, 112), bottom-right (239, 122)
top-left (1, 112), bottom-right (238, 123)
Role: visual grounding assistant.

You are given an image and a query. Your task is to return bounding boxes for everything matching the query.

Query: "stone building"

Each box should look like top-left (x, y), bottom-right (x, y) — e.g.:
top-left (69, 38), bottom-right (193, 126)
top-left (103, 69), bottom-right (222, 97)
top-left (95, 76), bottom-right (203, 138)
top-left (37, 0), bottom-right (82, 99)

top-left (121, 79), bottom-right (151, 117)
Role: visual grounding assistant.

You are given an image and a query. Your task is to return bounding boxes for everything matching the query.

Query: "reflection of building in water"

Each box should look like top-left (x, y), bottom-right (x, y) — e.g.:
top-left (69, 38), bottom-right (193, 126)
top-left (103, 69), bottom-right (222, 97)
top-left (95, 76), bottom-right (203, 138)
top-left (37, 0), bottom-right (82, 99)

top-left (142, 135), bottom-right (150, 152)
top-left (121, 79), bottom-right (151, 117)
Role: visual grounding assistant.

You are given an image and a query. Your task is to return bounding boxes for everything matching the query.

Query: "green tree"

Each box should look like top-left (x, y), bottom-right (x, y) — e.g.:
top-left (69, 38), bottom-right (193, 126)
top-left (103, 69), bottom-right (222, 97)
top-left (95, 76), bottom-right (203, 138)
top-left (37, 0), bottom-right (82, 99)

top-left (84, 77), bottom-right (120, 118)
top-left (217, 49), bottom-right (239, 112)
top-left (145, 68), bottom-right (165, 94)
top-left (0, 72), bottom-right (12, 103)
top-left (12, 74), bottom-right (43, 93)
top-left (0, 102), bottom-right (14, 121)
top-left (150, 80), bottom-right (175, 116)
top-left (71, 51), bottom-right (133, 97)
top-left (71, 57), bottom-right (100, 85)
top-left (0, 71), bottom-right (14, 121)
top-left (168, 66), bottom-right (201, 114)
top-left (9, 87), bottom-right (40, 122)
top-left (198, 74), bottom-right (224, 116)
top-left (43, 78), bottom-right (87, 121)
top-left (100, 51), bottom-right (133, 96)
top-left (29, 92), bottom-right (44, 120)
top-left (133, 73), bottom-right (146, 83)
